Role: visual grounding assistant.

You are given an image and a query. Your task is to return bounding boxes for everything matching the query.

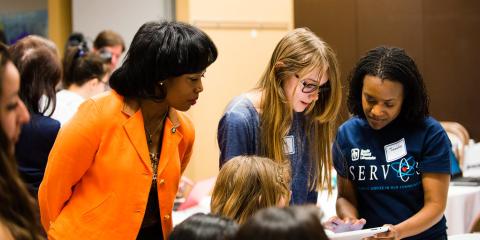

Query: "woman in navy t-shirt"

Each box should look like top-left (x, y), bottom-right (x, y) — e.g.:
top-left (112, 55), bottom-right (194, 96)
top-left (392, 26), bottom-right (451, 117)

top-left (330, 46), bottom-right (450, 240)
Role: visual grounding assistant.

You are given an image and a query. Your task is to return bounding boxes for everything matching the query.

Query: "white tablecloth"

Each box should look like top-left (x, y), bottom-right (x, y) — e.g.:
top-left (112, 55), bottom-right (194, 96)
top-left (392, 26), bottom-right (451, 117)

top-left (444, 186), bottom-right (480, 235)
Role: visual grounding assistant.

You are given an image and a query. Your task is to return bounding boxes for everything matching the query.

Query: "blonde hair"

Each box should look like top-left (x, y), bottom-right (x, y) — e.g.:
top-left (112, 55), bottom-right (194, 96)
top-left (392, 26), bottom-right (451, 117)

top-left (211, 156), bottom-right (290, 224)
top-left (256, 28), bottom-right (342, 193)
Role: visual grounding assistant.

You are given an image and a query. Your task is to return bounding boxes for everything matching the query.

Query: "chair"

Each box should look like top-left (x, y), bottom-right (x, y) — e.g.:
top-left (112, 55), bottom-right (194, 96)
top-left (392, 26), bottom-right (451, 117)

top-left (440, 121), bottom-right (470, 166)
top-left (470, 212), bottom-right (480, 233)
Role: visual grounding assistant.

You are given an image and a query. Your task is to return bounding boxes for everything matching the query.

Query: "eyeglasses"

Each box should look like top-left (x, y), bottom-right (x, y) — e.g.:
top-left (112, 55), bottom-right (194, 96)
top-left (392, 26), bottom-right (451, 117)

top-left (98, 48), bottom-right (113, 63)
top-left (295, 74), bottom-right (331, 94)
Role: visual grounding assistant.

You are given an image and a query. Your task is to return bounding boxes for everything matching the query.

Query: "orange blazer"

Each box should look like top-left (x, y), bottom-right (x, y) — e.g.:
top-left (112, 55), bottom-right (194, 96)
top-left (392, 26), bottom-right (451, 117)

top-left (38, 91), bottom-right (194, 239)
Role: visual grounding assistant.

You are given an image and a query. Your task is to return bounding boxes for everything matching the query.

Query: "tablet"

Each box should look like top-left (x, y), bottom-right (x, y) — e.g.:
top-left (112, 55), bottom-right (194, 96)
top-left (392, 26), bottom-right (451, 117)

top-left (326, 226), bottom-right (389, 240)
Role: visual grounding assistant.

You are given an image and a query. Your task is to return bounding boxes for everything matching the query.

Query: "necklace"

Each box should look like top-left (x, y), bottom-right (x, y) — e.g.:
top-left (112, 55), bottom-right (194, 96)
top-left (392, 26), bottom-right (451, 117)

top-left (145, 111), bottom-right (168, 146)
top-left (145, 111), bottom-right (168, 182)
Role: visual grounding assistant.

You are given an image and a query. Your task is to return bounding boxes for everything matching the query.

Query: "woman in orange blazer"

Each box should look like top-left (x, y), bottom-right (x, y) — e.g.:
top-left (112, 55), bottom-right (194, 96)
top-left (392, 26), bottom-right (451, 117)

top-left (38, 21), bottom-right (217, 240)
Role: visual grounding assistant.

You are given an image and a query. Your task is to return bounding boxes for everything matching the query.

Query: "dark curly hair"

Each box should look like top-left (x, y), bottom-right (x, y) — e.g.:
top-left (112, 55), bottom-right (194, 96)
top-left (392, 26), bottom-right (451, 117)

top-left (109, 21), bottom-right (217, 100)
top-left (347, 46), bottom-right (429, 125)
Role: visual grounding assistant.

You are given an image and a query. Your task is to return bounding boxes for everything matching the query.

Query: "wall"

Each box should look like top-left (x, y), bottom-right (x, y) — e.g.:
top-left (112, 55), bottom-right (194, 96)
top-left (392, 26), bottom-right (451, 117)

top-left (48, 0), bottom-right (71, 56)
top-left (72, 0), bottom-right (174, 56)
top-left (0, 0), bottom-right (48, 44)
top-left (295, 0), bottom-right (480, 140)
top-left (177, 0), bottom-right (293, 181)
top-left (0, 0), bottom-right (46, 13)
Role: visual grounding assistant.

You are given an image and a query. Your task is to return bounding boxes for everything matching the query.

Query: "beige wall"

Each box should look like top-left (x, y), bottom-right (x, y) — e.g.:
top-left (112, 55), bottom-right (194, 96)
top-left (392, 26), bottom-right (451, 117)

top-left (48, 0), bottom-right (71, 57)
top-left (177, 0), bottom-right (293, 181)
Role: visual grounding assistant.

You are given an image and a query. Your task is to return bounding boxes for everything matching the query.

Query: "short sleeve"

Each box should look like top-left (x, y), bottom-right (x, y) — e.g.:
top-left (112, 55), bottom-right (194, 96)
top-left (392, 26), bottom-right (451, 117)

top-left (332, 129), bottom-right (349, 178)
top-left (217, 110), bottom-right (256, 167)
top-left (418, 121), bottom-right (451, 174)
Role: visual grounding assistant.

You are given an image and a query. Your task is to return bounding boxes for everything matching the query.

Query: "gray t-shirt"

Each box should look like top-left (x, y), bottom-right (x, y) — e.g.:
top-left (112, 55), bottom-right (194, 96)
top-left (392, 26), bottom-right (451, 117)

top-left (217, 94), bottom-right (318, 204)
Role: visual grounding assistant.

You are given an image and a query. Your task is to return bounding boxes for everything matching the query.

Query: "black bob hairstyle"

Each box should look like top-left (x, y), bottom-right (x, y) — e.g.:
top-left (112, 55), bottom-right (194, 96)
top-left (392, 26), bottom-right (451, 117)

top-left (110, 21), bottom-right (218, 100)
top-left (347, 46), bottom-right (429, 125)
top-left (169, 213), bottom-right (238, 240)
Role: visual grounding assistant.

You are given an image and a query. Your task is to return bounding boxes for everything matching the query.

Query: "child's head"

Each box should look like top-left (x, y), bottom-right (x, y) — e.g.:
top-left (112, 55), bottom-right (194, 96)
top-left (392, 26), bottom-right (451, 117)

top-left (169, 213), bottom-right (238, 240)
top-left (234, 205), bottom-right (329, 240)
top-left (258, 27), bottom-right (341, 116)
top-left (211, 156), bottom-right (290, 224)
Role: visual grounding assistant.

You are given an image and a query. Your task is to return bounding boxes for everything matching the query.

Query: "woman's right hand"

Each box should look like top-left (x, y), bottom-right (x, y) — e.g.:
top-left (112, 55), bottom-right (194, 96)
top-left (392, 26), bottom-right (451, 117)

top-left (323, 215), bottom-right (366, 233)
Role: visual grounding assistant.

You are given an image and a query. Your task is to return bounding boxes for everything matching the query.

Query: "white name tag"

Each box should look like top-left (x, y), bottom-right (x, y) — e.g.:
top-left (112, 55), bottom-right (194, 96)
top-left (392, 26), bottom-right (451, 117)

top-left (384, 138), bottom-right (407, 162)
top-left (283, 135), bottom-right (295, 155)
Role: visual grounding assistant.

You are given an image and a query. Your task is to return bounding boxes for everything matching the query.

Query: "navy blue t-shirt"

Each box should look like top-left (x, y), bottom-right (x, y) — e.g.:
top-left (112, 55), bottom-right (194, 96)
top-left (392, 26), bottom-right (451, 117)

top-left (217, 95), bottom-right (317, 204)
top-left (333, 116), bottom-right (450, 240)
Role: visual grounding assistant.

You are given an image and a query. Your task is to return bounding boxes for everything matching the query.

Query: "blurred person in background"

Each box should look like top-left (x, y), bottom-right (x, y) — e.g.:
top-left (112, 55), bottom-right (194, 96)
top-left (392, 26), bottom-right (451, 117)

top-left (9, 35), bottom-right (62, 197)
top-left (51, 46), bottom-right (109, 125)
top-left (93, 30), bottom-right (125, 74)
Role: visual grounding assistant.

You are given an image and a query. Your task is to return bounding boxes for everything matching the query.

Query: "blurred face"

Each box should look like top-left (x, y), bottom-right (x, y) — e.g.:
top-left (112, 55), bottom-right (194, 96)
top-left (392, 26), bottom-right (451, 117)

top-left (282, 68), bottom-right (329, 112)
top-left (163, 70), bottom-right (205, 111)
top-left (86, 75), bottom-right (108, 98)
top-left (0, 62), bottom-right (30, 143)
top-left (98, 45), bottom-right (123, 72)
top-left (362, 75), bottom-right (404, 130)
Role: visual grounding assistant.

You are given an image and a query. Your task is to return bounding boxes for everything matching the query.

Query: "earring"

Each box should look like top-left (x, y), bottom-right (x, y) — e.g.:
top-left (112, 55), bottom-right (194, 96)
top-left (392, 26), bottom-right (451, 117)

top-left (159, 82), bottom-right (164, 86)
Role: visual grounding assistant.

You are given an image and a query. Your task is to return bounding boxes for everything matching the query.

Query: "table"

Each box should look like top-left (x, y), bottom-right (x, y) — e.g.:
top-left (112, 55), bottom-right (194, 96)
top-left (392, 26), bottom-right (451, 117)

top-left (444, 186), bottom-right (480, 235)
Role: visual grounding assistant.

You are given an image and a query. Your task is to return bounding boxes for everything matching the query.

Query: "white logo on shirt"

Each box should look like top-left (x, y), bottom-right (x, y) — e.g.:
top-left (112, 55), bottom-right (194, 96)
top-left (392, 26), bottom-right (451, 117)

top-left (351, 148), bottom-right (376, 161)
top-left (351, 148), bottom-right (360, 161)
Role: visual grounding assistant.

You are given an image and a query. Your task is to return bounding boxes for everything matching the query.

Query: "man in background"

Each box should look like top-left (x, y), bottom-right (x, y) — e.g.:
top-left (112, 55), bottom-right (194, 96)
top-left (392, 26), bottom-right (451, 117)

top-left (93, 30), bottom-right (125, 73)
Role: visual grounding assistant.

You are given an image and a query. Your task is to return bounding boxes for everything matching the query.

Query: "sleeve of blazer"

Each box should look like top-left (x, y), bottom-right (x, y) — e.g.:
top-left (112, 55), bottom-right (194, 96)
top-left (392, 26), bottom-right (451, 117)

top-left (38, 99), bottom-right (102, 230)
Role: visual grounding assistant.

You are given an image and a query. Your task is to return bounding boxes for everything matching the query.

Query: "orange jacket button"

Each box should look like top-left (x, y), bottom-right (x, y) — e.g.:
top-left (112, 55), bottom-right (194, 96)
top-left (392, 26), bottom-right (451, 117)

top-left (164, 214), bottom-right (170, 220)
top-left (159, 179), bottom-right (165, 185)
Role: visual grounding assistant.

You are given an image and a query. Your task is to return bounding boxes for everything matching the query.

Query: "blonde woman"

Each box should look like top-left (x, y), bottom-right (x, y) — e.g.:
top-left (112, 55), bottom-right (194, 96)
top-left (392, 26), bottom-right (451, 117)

top-left (217, 28), bottom-right (342, 204)
top-left (211, 156), bottom-right (290, 224)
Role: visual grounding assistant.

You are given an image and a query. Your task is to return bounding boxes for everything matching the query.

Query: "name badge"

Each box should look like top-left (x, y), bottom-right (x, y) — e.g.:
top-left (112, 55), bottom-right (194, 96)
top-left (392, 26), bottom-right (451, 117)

top-left (384, 138), bottom-right (407, 162)
top-left (283, 135), bottom-right (295, 155)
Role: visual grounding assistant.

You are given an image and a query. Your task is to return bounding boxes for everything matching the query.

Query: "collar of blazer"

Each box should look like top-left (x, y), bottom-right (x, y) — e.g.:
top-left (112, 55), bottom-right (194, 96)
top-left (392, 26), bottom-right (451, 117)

top-left (120, 96), bottom-right (181, 133)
